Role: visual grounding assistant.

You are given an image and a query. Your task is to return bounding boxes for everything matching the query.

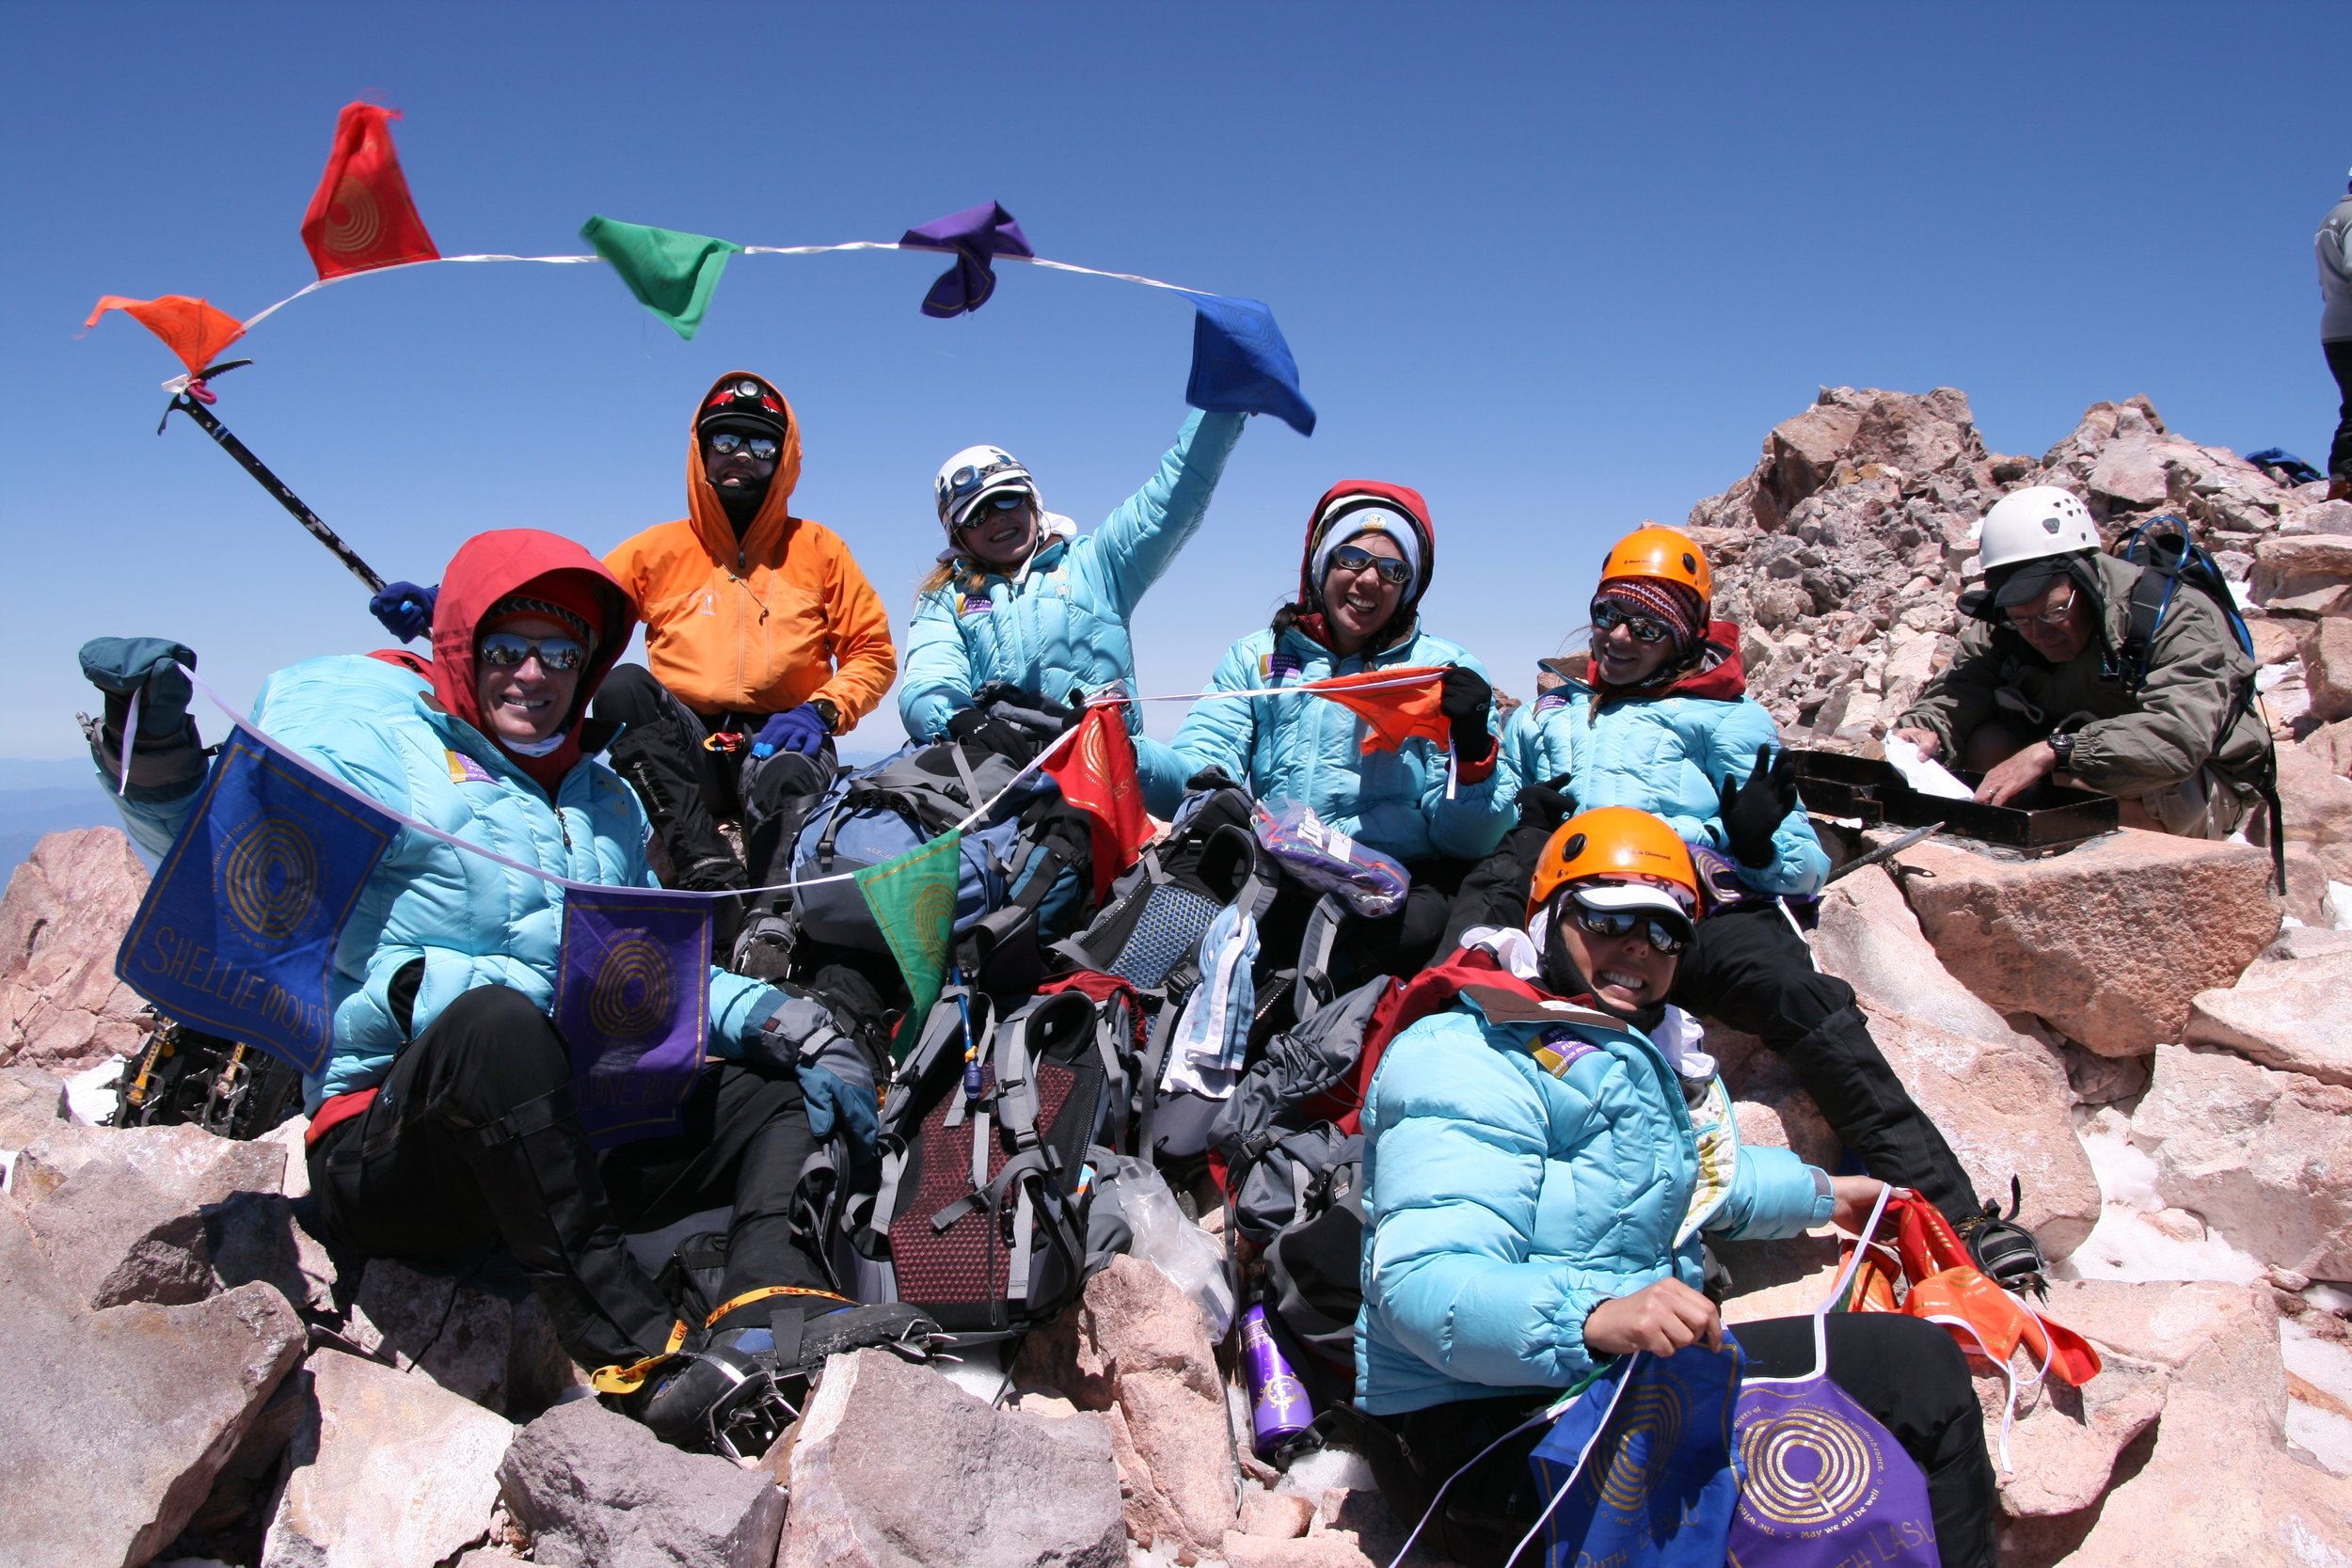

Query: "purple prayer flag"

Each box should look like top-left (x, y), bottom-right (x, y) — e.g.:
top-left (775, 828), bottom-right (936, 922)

top-left (553, 883), bottom-right (711, 1148)
top-left (1185, 293), bottom-right (1317, 436)
top-left (1724, 1369), bottom-right (1938, 1567)
top-left (898, 200), bottom-right (1034, 318)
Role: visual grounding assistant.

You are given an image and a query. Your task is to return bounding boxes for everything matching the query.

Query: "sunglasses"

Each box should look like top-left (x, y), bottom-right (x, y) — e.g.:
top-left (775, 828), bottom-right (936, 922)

top-left (1568, 898), bottom-right (1692, 956)
top-left (2004, 587), bottom-right (2078, 629)
top-left (946, 455), bottom-right (1025, 499)
top-left (707, 431), bottom-right (780, 462)
top-left (1590, 602), bottom-right (1673, 643)
top-left (957, 491), bottom-right (1031, 530)
top-left (478, 632), bottom-right (590, 673)
top-left (1327, 543), bottom-right (1412, 586)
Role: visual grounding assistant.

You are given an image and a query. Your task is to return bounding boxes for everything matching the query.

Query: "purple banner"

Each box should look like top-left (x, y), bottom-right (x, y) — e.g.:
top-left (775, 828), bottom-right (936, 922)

top-left (1725, 1372), bottom-right (1937, 1567)
top-left (553, 883), bottom-right (711, 1148)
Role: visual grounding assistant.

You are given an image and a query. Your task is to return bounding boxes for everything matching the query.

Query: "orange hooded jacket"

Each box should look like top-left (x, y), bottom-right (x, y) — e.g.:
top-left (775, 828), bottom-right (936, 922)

top-left (604, 372), bottom-right (897, 727)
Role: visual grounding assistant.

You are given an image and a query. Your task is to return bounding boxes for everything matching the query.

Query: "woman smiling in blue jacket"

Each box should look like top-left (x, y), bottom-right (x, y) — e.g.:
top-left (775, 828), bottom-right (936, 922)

top-left (898, 409), bottom-right (1246, 816)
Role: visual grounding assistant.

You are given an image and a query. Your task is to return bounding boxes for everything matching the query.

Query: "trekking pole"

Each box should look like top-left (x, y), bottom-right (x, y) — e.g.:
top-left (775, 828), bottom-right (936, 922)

top-left (1823, 820), bottom-right (1944, 885)
top-left (157, 359), bottom-right (387, 594)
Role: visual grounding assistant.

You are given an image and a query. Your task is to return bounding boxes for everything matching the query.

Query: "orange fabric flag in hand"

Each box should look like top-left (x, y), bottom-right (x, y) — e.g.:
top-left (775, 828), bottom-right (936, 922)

top-left (1043, 704), bottom-right (1152, 900)
top-left (1301, 666), bottom-right (1453, 754)
top-left (302, 103), bottom-right (439, 280)
top-left (83, 295), bottom-right (246, 376)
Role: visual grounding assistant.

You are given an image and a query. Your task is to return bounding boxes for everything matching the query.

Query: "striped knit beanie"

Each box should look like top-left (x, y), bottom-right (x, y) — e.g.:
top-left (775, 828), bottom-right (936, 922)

top-left (483, 593), bottom-right (596, 650)
top-left (1593, 577), bottom-right (1708, 663)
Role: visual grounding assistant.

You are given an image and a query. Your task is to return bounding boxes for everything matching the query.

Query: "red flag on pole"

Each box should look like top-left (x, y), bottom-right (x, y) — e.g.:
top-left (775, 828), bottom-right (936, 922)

top-left (83, 294), bottom-right (246, 376)
top-left (1303, 666), bottom-right (1454, 753)
top-left (301, 103), bottom-right (439, 280)
top-left (1043, 705), bottom-right (1152, 900)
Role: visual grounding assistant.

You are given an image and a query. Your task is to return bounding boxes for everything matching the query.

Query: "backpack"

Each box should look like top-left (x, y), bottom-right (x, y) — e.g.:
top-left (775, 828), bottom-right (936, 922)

top-left (848, 975), bottom-right (1147, 1337)
top-left (2116, 517), bottom-right (2284, 887)
top-left (789, 715), bottom-right (1093, 969)
top-left (2244, 448), bottom-right (2326, 488)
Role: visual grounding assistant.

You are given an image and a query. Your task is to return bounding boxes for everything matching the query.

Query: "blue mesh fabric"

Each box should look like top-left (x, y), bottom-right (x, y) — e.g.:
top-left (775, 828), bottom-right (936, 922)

top-left (1106, 884), bottom-right (1220, 989)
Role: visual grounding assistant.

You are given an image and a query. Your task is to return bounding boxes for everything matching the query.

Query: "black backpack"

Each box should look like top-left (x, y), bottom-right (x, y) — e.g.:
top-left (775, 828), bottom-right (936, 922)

top-left (2116, 518), bottom-right (2283, 887)
top-left (848, 978), bottom-right (1145, 1338)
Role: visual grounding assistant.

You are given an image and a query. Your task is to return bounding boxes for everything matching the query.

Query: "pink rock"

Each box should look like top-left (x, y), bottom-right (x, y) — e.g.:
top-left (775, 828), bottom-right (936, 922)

top-left (2188, 950), bottom-right (2352, 1086)
top-left (2306, 621), bottom-right (2352, 725)
top-left (2274, 744), bottom-right (2352, 886)
top-left (2253, 533), bottom-right (2352, 605)
top-left (1981, 1349), bottom-right (2167, 1519)
top-left (0, 827), bottom-right (152, 1073)
top-left (1810, 866), bottom-right (2101, 1257)
top-left (2132, 1046), bottom-right (2352, 1282)
top-left (1233, 1487), bottom-right (1315, 1540)
top-left (1898, 831), bottom-right (2279, 1057)
top-left (1221, 1532), bottom-right (1377, 1568)
top-left (2039, 1278), bottom-right (2288, 1431)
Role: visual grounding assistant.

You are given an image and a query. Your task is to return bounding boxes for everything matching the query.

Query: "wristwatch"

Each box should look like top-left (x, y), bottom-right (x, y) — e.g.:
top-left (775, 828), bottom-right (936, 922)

top-left (2046, 731), bottom-right (2075, 772)
top-left (808, 698), bottom-right (840, 734)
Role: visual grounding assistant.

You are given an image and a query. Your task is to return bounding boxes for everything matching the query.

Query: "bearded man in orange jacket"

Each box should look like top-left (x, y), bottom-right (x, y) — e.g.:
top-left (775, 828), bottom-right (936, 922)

top-left (596, 372), bottom-right (896, 954)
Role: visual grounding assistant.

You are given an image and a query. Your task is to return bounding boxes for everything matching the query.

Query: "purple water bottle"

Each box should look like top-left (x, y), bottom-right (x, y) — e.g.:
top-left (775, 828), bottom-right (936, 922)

top-left (1240, 1304), bottom-right (1312, 1456)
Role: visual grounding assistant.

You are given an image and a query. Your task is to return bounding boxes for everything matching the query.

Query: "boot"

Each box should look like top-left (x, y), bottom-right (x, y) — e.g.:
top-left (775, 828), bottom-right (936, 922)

top-left (636, 1292), bottom-right (940, 1457)
top-left (608, 716), bottom-right (748, 956)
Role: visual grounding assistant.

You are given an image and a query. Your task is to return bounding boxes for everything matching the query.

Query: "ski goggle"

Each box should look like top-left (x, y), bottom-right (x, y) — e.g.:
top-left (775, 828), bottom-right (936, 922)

top-left (1567, 895), bottom-right (1692, 955)
top-left (944, 454), bottom-right (1027, 499)
top-left (1326, 543), bottom-right (1412, 586)
top-left (478, 632), bottom-right (590, 673)
top-left (706, 431), bottom-right (781, 462)
top-left (1590, 602), bottom-right (1673, 643)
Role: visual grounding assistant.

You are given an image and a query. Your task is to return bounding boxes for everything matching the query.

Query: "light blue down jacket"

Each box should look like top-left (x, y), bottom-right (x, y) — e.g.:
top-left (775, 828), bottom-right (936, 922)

top-left (117, 654), bottom-right (776, 1111)
top-left (1168, 625), bottom-right (1513, 865)
top-left (898, 409), bottom-right (1247, 816)
top-left (1357, 988), bottom-right (1831, 1416)
top-left (1497, 673), bottom-right (1829, 897)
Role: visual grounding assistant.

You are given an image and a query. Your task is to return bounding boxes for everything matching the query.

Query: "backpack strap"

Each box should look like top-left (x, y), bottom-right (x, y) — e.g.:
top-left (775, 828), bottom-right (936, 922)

top-left (2117, 532), bottom-right (2184, 702)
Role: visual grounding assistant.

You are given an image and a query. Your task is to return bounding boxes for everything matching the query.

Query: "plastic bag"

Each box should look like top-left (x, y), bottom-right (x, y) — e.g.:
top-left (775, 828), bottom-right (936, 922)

top-left (1113, 1155), bottom-right (1235, 1338)
top-left (1249, 800), bottom-right (1411, 917)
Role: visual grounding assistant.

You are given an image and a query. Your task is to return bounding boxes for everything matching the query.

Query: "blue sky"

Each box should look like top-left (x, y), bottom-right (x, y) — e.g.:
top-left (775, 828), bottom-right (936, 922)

top-left (4, 2), bottom-right (2347, 766)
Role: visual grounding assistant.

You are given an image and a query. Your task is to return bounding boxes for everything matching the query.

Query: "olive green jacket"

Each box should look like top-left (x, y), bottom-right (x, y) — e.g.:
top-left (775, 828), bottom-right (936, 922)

top-left (1897, 552), bottom-right (2267, 799)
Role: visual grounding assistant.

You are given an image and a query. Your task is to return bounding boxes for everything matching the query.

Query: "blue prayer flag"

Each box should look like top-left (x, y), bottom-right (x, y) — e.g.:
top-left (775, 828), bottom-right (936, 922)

top-left (553, 883), bottom-right (712, 1148)
top-left (1185, 293), bottom-right (1316, 436)
top-left (1528, 1342), bottom-right (1742, 1568)
top-left (899, 200), bottom-right (1034, 318)
top-left (116, 728), bottom-right (396, 1077)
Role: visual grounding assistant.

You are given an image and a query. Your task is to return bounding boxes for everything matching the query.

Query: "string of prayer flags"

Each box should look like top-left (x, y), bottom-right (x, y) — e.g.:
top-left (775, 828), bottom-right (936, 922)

top-left (580, 216), bottom-right (743, 340)
top-left (83, 294), bottom-right (246, 376)
top-left (301, 103), bottom-right (440, 280)
top-left (898, 199), bottom-right (1034, 318)
top-left (1303, 666), bottom-right (1453, 753)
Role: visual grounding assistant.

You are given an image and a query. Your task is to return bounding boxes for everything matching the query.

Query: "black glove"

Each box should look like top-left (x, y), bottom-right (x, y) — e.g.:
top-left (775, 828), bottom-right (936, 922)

top-left (1439, 665), bottom-right (1495, 760)
top-left (78, 637), bottom-right (207, 798)
top-left (946, 705), bottom-right (1034, 764)
top-left (1717, 743), bottom-right (1799, 869)
top-left (1514, 775), bottom-right (1577, 834)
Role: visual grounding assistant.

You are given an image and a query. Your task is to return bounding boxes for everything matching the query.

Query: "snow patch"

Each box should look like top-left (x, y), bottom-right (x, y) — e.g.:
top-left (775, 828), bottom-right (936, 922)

top-left (2055, 1106), bottom-right (2265, 1285)
top-left (63, 1054), bottom-right (124, 1127)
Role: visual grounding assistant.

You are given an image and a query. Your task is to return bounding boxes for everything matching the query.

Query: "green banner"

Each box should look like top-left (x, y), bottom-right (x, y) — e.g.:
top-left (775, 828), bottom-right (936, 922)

top-left (853, 830), bottom-right (961, 1062)
top-left (580, 214), bottom-right (742, 340)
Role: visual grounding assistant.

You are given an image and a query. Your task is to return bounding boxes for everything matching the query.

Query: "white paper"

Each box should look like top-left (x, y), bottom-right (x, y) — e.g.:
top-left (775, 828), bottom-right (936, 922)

top-left (1883, 736), bottom-right (1975, 800)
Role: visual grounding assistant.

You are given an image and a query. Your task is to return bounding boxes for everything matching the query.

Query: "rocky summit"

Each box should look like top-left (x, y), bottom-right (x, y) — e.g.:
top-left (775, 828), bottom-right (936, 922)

top-left (7, 388), bottom-right (2352, 1566)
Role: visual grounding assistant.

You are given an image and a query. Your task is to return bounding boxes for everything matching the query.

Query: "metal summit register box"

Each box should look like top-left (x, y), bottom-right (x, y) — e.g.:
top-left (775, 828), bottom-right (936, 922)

top-left (1786, 749), bottom-right (2120, 851)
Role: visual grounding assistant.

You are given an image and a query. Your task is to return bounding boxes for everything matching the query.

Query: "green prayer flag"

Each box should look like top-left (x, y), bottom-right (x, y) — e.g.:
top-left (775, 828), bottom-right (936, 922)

top-left (853, 829), bottom-right (961, 1062)
top-left (580, 214), bottom-right (742, 340)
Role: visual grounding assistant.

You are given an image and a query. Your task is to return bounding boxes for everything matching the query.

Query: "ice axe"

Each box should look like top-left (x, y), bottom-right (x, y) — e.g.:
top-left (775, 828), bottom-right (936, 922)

top-left (1824, 820), bottom-right (1944, 885)
top-left (158, 359), bottom-right (386, 594)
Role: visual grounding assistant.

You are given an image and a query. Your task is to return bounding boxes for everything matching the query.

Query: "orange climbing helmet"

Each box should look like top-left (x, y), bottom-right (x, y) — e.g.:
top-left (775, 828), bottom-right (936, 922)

top-left (1598, 525), bottom-right (1712, 603)
top-left (1526, 806), bottom-right (1702, 920)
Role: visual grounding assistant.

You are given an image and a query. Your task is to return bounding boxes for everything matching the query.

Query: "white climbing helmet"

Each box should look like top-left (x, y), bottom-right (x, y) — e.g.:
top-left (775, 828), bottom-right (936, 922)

top-left (1976, 485), bottom-right (2099, 572)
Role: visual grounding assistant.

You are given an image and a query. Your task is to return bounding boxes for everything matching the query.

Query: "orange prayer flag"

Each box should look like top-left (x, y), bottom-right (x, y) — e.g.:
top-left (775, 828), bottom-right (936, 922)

top-left (83, 294), bottom-right (246, 376)
top-left (301, 103), bottom-right (439, 280)
top-left (1301, 665), bottom-right (1453, 754)
top-left (1043, 705), bottom-right (1152, 900)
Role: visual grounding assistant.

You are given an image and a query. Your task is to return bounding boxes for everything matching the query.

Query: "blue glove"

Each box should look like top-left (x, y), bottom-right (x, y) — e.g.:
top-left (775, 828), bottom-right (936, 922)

top-left (798, 1062), bottom-right (882, 1183)
top-left (368, 581), bottom-right (439, 643)
top-left (751, 704), bottom-right (830, 758)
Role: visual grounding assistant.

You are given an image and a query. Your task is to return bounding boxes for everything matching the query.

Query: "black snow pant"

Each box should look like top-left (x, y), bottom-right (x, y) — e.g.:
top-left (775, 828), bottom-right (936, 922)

top-left (593, 664), bottom-right (835, 957)
top-left (1356, 1314), bottom-right (1996, 1568)
top-left (2328, 338), bottom-right (2352, 482)
top-left (1674, 900), bottom-right (1979, 1225)
top-left (309, 985), bottom-right (826, 1371)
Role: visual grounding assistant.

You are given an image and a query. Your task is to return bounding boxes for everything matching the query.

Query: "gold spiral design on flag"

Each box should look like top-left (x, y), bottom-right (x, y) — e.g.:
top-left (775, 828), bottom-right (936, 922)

top-left (1737, 1406), bottom-right (1877, 1528)
top-left (1078, 715), bottom-right (1109, 782)
top-left (220, 820), bottom-right (319, 941)
top-left (322, 176), bottom-right (384, 258)
top-left (1584, 1383), bottom-right (1688, 1515)
top-left (589, 936), bottom-right (673, 1043)
top-left (910, 880), bottom-right (956, 963)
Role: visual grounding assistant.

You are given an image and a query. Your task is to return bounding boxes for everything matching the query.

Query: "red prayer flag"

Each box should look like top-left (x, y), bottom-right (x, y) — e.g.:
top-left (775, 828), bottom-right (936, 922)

top-left (83, 294), bottom-right (246, 376)
top-left (1303, 666), bottom-right (1454, 753)
top-left (301, 103), bottom-right (439, 280)
top-left (1043, 705), bottom-right (1152, 901)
